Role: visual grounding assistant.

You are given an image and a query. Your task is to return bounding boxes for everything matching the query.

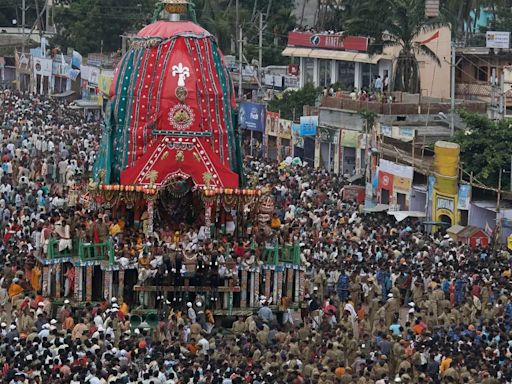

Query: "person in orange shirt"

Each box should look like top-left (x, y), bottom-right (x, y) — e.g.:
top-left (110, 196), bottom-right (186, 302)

top-left (412, 318), bottom-right (426, 335)
top-left (440, 355), bottom-right (453, 374)
top-left (62, 312), bottom-right (75, 331)
top-left (8, 278), bottom-right (24, 298)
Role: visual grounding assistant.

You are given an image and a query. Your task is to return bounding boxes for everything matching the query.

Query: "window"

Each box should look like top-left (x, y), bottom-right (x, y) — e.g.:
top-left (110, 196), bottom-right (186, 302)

top-left (336, 61), bottom-right (355, 90)
top-left (361, 63), bottom-right (377, 89)
top-left (304, 58), bottom-right (314, 85)
top-left (319, 59), bottom-right (332, 87)
top-left (475, 66), bottom-right (488, 82)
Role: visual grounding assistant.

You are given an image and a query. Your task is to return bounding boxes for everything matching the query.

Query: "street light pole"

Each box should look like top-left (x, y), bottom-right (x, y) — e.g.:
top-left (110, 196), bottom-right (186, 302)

top-left (258, 11), bottom-right (263, 89)
top-left (450, 41), bottom-right (455, 136)
top-left (238, 26), bottom-right (243, 101)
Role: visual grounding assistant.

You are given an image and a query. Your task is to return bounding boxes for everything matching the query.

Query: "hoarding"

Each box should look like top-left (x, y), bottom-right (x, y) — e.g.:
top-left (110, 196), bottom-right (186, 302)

top-left (239, 102), bottom-right (266, 132)
top-left (287, 32), bottom-right (368, 51)
top-left (299, 116), bottom-right (318, 136)
top-left (486, 31), bottom-right (510, 49)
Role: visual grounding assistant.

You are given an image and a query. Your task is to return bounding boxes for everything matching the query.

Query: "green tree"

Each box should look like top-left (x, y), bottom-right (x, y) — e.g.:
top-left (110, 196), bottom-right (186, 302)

top-left (195, 0), bottom-right (294, 65)
top-left (51, 0), bottom-right (156, 54)
top-left (454, 111), bottom-right (512, 189)
top-left (487, 0), bottom-right (512, 32)
top-left (267, 83), bottom-right (320, 121)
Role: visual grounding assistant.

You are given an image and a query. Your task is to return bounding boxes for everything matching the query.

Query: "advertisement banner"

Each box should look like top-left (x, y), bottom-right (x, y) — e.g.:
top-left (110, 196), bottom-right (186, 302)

top-left (393, 176), bottom-right (412, 192)
top-left (299, 116), bottom-right (318, 136)
top-left (398, 127), bottom-right (415, 140)
top-left (340, 129), bottom-right (359, 148)
top-left (98, 72), bottom-right (113, 95)
top-left (292, 123), bottom-right (304, 148)
top-left (72, 50), bottom-right (82, 69)
top-left (89, 66), bottom-right (100, 84)
top-left (486, 31), bottom-right (510, 49)
top-left (287, 31), bottom-right (368, 51)
top-left (379, 159), bottom-right (414, 179)
top-left (239, 102), bottom-right (266, 132)
top-left (15, 51), bottom-right (31, 74)
top-left (33, 57), bottom-right (53, 77)
top-left (457, 184), bottom-right (471, 210)
top-left (278, 119), bottom-right (292, 139)
top-left (380, 124), bottom-right (392, 137)
top-left (266, 111), bottom-right (280, 136)
top-left (378, 171), bottom-right (394, 192)
top-left (428, 175), bottom-right (436, 202)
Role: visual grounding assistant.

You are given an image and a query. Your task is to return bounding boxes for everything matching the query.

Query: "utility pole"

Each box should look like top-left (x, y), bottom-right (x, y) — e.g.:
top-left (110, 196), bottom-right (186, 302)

top-left (499, 72), bottom-right (505, 120)
top-left (235, 0), bottom-right (239, 51)
top-left (21, 0), bottom-right (26, 54)
top-left (491, 68), bottom-right (497, 120)
top-left (497, 168), bottom-right (502, 214)
top-left (450, 41), bottom-right (455, 136)
top-left (238, 26), bottom-right (243, 100)
top-left (258, 11), bottom-right (263, 89)
top-left (46, 0), bottom-right (50, 32)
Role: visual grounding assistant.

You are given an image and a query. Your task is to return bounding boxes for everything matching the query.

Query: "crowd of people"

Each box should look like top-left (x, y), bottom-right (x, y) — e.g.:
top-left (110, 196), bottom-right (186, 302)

top-left (0, 89), bottom-right (511, 383)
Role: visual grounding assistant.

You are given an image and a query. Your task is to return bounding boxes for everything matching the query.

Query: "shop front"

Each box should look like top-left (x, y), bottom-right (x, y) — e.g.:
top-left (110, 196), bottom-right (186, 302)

top-left (266, 111), bottom-right (280, 161)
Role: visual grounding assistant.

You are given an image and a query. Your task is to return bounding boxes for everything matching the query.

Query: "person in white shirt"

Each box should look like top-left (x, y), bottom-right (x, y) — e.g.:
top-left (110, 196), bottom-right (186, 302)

top-left (94, 311), bottom-right (104, 328)
top-left (196, 335), bottom-right (210, 356)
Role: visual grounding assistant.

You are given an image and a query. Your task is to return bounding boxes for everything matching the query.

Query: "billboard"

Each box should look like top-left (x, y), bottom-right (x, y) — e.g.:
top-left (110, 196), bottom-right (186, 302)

top-left (292, 123), bottom-right (304, 148)
top-left (457, 184), bottom-right (471, 210)
top-left (287, 31), bottom-right (368, 51)
top-left (486, 31), bottom-right (510, 49)
top-left (239, 102), bottom-right (266, 132)
top-left (33, 57), bottom-right (53, 77)
top-left (278, 119), bottom-right (292, 139)
top-left (266, 111), bottom-right (280, 136)
top-left (299, 116), bottom-right (318, 136)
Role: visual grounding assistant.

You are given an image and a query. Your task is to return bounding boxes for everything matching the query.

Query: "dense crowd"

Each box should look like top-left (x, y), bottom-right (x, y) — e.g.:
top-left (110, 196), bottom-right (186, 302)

top-left (0, 90), bottom-right (511, 383)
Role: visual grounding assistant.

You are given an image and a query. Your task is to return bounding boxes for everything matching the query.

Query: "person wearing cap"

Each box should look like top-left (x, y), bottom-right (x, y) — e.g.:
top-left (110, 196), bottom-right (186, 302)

top-left (384, 293), bottom-right (400, 326)
top-left (186, 302), bottom-right (197, 324)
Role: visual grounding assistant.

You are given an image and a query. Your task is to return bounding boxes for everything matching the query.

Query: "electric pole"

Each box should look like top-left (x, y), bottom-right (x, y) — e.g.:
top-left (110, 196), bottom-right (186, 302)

top-left (46, 0), bottom-right (51, 32)
top-left (450, 40), bottom-right (455, 136)
top-left (238, 26), bottom-right (243, 100)
top-left (21, 0), bottom-right (26, 54)
top-left (258, 11), bottom-right (263, 88)
top-left (235, 0), bottom-right (239, 50)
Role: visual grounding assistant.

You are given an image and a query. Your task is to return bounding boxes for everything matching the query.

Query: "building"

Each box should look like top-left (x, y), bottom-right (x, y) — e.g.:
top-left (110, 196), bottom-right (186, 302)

top-left (316, 94), bottom-right (485, 176)
top-left (455, 37), bottom-right (512, 117)
top-left (282, 27), bottom-right (452, 99)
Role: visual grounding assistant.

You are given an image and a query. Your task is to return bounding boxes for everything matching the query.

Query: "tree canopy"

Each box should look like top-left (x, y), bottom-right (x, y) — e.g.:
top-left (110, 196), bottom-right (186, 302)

top-left (51, 0), bottom-right (155, 55)
top-left (454, 111), bottom-right (512, 189)
top-left (267, 83), bottom-right (319, 121)
top-left (194, 0), bottom-right (295, 66)
top-left (47, 0), bottom-right (295, 64)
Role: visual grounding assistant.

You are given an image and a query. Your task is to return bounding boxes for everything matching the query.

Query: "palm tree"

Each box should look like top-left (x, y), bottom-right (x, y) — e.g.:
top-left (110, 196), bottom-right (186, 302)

top-left (344, 0), bottom-right (446, 94)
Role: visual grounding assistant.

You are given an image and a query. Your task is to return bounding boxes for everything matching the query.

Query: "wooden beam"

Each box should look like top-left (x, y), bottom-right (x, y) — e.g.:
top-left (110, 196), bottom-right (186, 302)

top-left (133, 285), bottom-right (241, 293)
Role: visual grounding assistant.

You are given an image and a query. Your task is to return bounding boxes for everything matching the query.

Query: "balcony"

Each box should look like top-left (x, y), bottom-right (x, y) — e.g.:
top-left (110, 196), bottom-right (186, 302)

top-left (320, 95), bottom-right (487, 115)
top-left (456, 82), bottom-right (492, 100)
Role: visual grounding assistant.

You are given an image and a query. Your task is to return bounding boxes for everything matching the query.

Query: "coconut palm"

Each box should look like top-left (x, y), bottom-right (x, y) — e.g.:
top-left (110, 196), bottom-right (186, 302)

top-left (342, 0), bottom-right (446, 94)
